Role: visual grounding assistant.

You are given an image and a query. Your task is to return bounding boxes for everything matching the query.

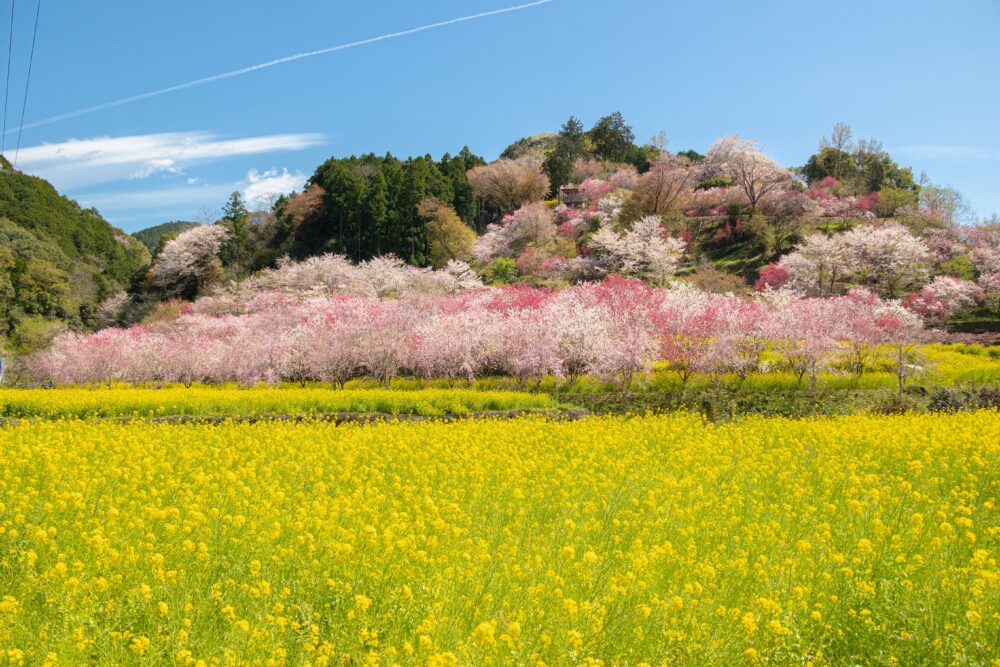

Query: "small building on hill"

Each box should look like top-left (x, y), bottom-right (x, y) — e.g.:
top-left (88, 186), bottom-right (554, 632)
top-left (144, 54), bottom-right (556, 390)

top-left (558, 185), bottom-right (588, 209)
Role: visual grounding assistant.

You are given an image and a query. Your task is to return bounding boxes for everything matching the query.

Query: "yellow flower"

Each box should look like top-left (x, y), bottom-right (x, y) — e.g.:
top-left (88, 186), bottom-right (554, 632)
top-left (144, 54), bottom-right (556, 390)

top-left (472, 620), bottom-right (497, 647)
top-left (130, 635), bottom-right (151, 654)
top-left (766, 619), bottom-right (789, 636)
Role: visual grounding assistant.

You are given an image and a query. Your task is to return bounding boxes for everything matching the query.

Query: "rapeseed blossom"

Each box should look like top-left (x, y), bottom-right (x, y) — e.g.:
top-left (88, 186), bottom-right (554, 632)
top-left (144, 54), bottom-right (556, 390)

top-left (0, 412), bottom-right (996, 663)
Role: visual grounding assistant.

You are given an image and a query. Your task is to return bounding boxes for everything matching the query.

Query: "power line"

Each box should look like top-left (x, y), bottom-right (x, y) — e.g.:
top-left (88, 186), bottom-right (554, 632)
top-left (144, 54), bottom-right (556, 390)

top-left (1, 0), bottom-right (12, 157)
top-left (13, 0), bottom-right (38, 168)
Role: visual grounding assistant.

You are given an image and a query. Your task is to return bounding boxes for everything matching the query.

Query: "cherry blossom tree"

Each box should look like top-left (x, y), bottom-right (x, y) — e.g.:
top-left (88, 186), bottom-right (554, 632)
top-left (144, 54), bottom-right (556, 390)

top-left (650, 283), bottom-right (720, 383)
top-left (150, 225), bottom-right (229, 298)
top-left (776, 234), bottom-right (849, 296)
top-left (705, 134), bottom-right (790, 213)
top-left (901, 276), bottom-right (984, 322)
top-left (623, 153), bottom-right (698, 219)
top-left (778, 224), bottom-right (930, 298)
top-left (838, 223), bottom-right (932, 297)
top-left (766, 298), bottom-right (839, 386)
top-left (472, 203), bottom-right (558, 264)
top-left (590, 215), bottom-right (686, 286)
top-left (754, 263), bottom-right (790, 292)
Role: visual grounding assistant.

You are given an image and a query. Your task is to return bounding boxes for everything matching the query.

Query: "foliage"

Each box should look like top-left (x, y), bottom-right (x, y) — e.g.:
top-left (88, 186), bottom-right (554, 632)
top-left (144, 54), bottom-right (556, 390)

top-left (542, 117), bottom-right (587, 195)
top-left (0, 169), bottom-right (149, 338)
top-left (0, 170), bottom-right (148, 286)
top-left (276, 150), bottom-right (483, 266)
top-left (498, 132), bottom-right (559, 161)
top-left (685, 267), bottom-right (751, 295)
top-left (417, 198), bottom-right (476, 268)
top-left (874, 187), bottom-right (918, 218)
top-left (485, 258), bottom-right (518, 284)
top-left (0, 412), bottom-right (995, 663)
top-left (801, 124), bottom-right (918, 194)
top-left (587, 111), bottom-right (636, 163)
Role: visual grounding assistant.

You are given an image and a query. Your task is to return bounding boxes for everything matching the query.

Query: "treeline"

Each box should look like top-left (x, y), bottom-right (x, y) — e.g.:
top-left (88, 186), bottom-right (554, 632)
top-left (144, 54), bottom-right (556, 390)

top-left (264, 149), bottom-right (485, 266)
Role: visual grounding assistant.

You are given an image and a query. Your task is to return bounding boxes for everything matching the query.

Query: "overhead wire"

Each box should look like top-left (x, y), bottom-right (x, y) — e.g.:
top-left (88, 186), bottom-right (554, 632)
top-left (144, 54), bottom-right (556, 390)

top-left (5, 0), bottom-right (553, 136)
top-left (1, 0), bottom-right (14, 157)
top-left (13, 0), bottom-right (39, 168)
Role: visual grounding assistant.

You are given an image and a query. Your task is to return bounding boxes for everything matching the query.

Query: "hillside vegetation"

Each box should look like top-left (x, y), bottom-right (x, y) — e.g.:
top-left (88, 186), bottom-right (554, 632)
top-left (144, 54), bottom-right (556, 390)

top-left (9, 114), bottom-right (1000, 366)
top-left (117, 116), bottom-right (997, 330)
top-left (0, 156), bottom-right (149, 352)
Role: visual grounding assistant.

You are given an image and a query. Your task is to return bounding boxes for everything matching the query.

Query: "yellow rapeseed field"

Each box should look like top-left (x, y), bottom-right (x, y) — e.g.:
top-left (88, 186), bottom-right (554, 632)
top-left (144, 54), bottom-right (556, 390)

top-left (0, 413), bottom-right (997, 665)
top-left (0, 387), bottom-right (558, 420)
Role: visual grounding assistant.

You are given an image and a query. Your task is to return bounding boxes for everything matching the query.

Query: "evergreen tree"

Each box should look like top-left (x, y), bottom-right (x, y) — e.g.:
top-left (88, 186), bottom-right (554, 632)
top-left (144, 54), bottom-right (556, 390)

top-left (588, 111), bottom-right (636, 163)
top-left (218, 191), bottom-right (252, 274)
top-left (365, 169), bottom-right (389, 257)
top-left (222, 192), bottom-right (249, 221)
top-left (544, 116), bottom-right (587, 196)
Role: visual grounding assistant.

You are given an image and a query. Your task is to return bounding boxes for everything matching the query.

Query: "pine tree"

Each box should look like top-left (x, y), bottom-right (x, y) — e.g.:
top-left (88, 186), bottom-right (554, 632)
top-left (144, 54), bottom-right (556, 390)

top-left (544, 115), bottom-right (588, 196)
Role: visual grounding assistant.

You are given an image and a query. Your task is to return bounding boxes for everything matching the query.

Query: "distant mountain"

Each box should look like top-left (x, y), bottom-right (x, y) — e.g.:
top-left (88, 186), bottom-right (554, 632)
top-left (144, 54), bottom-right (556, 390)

top-left (132, 221), bottom-right (200, 254)
top-left (0, 156), bottom-right (150, 350)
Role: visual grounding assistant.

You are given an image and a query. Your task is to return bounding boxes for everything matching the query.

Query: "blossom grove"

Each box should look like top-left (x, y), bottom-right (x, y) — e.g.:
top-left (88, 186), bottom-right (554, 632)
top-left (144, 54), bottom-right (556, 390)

top-left (35, 278), bottom-right (923, 389)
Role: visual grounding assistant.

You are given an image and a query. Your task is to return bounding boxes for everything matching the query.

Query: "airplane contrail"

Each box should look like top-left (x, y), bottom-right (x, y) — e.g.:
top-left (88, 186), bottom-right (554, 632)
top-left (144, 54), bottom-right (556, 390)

top-left (7, 0), bottom-right (552, 135)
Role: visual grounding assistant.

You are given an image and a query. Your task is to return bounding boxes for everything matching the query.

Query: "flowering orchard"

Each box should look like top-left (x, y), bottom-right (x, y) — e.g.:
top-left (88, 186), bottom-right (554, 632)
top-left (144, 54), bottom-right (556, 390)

top-left (33, 278), bottom-right (924, 389)
top-left (0, 412), bottom-right (996, 664)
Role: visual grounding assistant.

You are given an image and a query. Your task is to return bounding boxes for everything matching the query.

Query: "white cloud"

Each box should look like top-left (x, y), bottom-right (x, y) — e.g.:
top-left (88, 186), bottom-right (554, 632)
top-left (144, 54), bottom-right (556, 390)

top-left (130, 157), bottom-right (182, 180)
top-left (74, 167), bottom-right (307, 218)
top-left (76, 183), bottom-right (234, 211)
top-left (242, 168), bottom-right (307, 208)
top-left (14, 131), bottom-right (324, 189)
top-left (894, 144), bottom-right (998, 160)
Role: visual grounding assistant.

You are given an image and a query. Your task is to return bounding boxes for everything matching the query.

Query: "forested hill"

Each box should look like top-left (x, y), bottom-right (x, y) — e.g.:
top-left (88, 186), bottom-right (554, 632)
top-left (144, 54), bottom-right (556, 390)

top-left (132, 221), bottom-right (199, 254)
top-left (266, 149), bottom-right (485, 267)
top-left (0, 158), bottom-right (149, 351)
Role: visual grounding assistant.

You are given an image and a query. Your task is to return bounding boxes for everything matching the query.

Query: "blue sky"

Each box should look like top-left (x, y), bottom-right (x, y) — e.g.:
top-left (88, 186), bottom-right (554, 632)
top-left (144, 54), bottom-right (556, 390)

top-left (5, 0), bottom-right (999, 232)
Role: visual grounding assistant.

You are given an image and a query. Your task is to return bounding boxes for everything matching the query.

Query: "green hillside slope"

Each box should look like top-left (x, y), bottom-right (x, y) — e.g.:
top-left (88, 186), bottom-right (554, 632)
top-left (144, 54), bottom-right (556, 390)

top-left (0, 158), bottom-right (150, 350)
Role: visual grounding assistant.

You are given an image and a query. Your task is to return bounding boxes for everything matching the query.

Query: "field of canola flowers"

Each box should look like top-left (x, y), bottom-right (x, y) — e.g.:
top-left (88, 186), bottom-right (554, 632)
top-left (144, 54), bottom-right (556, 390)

top-left (0, 412), bottom-right (997, 665)
top-left (0, 387), bottom-right (559, 420)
